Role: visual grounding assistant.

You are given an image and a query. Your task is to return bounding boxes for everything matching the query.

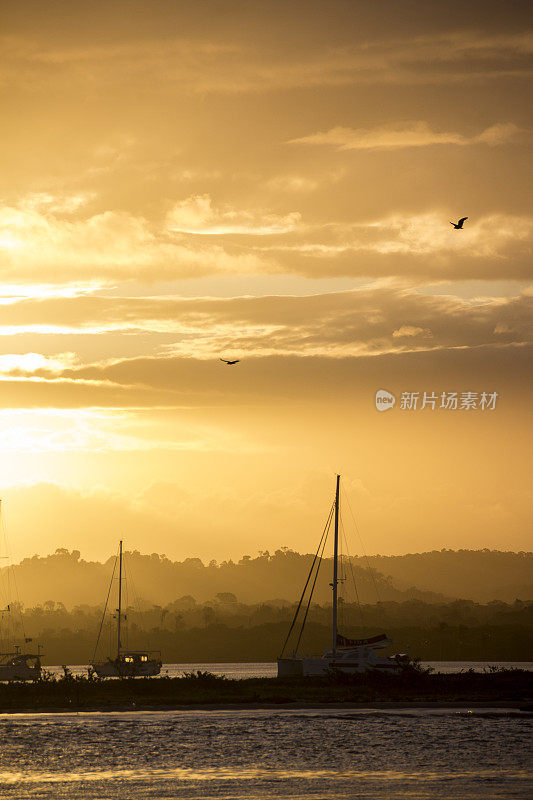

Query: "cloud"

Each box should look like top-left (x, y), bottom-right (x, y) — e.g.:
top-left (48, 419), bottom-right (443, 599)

top-left (0, 343), bottom-right (530, 419)
top-left (1, 200), bottom-right (532, 285)
top-left (289, 121), bottom-right (522, 150)
top-left (79, 286), bottom-right (532, 360)
top-left (257, 212), bottom-right (533, 280)
top-left (264, 175), bottom-right (320, 193)
top-left (18, 192), bottom-right (97, 214)
top-left (165, 195), bottom-right (301, 235)
top-left (355, 212), bottom-right (533, 258)
top-left (0, 481), bottom-right (219, 563)
top-left (3, 194), bottom-right (531, 285)
top-left (475, 122), bottom-right (524, 145)
top-left (0, 352), bottom-right (78, 374)
top-left (0, 407), bottom-right (253, 454)
top-left (2, 30), bottom-right (532, 94)
top-left (0, 203), bottom-right (275, 282)
top-left (392, 325), bottom-right (432, 339)
top-left (0, 477), bottom-right (360, 565)
top-left (3, 280), bottom-right (533, 438)
top-left (0, 284), bottom-right (530, 368)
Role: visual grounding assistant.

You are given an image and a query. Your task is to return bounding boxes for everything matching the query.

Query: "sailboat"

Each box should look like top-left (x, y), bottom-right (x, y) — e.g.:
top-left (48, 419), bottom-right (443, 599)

top-left (0, 500), bottom-right (42, 681)
top-left (91, 541), bottom-right (162, 678)
top-left (0, 645), bottom-right (42, 682)
top-left (278, 475), bottom-right (403, 677)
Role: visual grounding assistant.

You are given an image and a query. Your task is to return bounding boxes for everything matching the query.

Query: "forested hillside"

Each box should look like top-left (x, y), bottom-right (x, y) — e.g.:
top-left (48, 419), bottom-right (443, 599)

top-left (362, 550), bottom-right (533, 602)
top-left (1, 548), bottom-right (531, 609)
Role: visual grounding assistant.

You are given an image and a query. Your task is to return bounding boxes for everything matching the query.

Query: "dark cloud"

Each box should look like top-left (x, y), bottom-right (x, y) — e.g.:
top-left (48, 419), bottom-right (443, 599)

top-left (1, 343), bottom-right (530, 411)
top-left (1, 285), bottom-right (531, 353)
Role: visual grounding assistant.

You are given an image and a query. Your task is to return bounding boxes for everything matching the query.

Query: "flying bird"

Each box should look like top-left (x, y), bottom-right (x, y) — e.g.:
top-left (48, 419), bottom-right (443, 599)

top-left (220, 358), bottom-right (240, 365)
top-left (450, 217), bottom-right (468, 229)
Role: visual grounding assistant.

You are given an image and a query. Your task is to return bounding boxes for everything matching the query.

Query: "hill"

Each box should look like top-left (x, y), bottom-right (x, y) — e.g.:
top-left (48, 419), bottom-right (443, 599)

top-left (1, 547), bottom-right (532, 609)
top-left (359, 550), bottom-right (533, 603)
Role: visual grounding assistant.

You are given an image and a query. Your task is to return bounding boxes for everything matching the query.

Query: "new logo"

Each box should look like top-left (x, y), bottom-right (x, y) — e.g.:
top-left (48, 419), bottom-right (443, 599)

top-left (375, 389), bottom-right (396, 411)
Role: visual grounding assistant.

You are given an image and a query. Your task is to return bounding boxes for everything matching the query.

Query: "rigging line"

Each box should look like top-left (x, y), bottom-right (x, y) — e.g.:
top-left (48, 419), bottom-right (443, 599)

top-left (279, 501), bottom-right (334, 658)
top-left (92, 553), bottom-right (118, 663)
top-left (120, 556), bottom-right (128, 652)
top-left (280, 501), bottom-right (333, 658)
top-left (294, 521), bottom-right (330, 655)
top-left (126, 556), bottom-right (146, 635)
top-left (338, 513), bottom-right (345, 631)
top-left (338, 503), bottom-right (364, 627)
top-left (122, 554), bottom-right (139, 652)
top-left (341, 484), bottom-right (381, 604)
top-left (123, 555), bottom-right (148, 651)
top-left (11, 568), bottom-right (26, 642)
top-left (1, 505), bottom-right (27, 643)
top-left (341, 528), bottom-right (365, 628)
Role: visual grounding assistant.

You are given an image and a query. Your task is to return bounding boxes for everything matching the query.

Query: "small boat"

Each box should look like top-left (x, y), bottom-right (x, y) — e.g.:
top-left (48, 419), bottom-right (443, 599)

top-left (91, 541), bottom-right (162, 678)
top-left (92, 649), bottom-right (162, 679)
top-left (0, 501), bottom-right (42, 681)
top-left (278, 475), bottom-right (403, 677)
top-left (0, 650), bottom-right (41, 681)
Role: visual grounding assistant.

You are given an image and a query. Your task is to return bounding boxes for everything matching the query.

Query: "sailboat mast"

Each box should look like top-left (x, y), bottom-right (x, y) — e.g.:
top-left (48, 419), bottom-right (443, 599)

top-left (117, 540), bottom-right (123, 661)
top-left (332, 474), bottom-right (340, 654)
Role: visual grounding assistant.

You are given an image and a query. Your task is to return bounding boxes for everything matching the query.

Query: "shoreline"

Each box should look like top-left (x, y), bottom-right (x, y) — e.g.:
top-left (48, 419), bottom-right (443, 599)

top-left (2, 671), bottom-right (530, 715)
top-left (39, 659), bottom-right (533, 671)
top-left (1, 700), bottom-right (531, 715)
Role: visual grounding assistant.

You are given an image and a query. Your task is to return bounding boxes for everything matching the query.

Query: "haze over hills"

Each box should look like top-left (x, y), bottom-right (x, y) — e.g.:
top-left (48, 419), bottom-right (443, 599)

top-left (362, 550), bottom-right (533, 604)
top-left (1, 548), bottom-right (531, 609)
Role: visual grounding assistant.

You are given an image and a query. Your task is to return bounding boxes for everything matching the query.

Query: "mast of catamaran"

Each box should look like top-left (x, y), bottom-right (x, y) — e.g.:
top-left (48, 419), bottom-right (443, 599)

top-left (332, 474), bottom-right (340, 654)
top-left (117, 540), bottom-right (123, 661)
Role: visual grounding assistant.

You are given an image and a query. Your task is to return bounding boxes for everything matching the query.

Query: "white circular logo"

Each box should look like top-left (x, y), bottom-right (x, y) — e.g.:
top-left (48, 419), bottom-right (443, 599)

top-left (375, 389), bottom-right (396, 411)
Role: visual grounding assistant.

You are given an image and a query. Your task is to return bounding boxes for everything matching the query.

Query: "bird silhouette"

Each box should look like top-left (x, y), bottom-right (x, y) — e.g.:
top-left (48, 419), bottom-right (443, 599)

top-left (220, 358), bottom-right (240, 365)
top-left (450, 217), bottom-right (468, 229)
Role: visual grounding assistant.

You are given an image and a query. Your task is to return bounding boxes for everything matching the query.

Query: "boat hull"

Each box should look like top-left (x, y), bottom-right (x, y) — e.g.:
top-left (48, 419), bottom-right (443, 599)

top-left (277, 658), bottom-right (304, 677)
top-left (277, 647), bottom-right (402, 677)
top-left (91, 655), bottom-right (162, 678)
top-left (0, 655), bottom-right (41, 682)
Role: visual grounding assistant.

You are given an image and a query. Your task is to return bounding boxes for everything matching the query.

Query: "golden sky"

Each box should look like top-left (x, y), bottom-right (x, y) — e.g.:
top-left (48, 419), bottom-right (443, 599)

top-left (0, 0), bottom-right (531, 561)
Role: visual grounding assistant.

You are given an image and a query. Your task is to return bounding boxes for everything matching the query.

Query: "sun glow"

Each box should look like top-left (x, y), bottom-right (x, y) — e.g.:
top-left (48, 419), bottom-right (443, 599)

top-left (0, 283), bottom-right (104, 304)
top-left (0, 0), bottom-right (529, 560)
top-left (0, 353), bottom-right (78, 374)
top-left (0, 234), bottom-right (21, 251)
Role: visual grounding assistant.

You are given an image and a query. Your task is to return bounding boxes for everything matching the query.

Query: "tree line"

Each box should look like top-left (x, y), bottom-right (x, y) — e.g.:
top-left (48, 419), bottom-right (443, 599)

top-left (2, 597), bottom-right (531, 664)
top-left (2, 547), bottom-right (532, 609)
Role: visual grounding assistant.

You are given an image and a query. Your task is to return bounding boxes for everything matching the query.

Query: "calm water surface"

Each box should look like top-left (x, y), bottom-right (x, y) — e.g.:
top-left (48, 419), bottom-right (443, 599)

top-left (0, 707), bottom-right (531, 799)
top-left (3, 663), bottom-right (532, 798)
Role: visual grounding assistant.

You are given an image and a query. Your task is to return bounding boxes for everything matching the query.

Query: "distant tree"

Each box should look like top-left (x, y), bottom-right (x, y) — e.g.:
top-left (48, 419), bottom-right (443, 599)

top-left (170, 595), bottom-right (196, 610)
top-left (182, 558), bottom-right (204, 569)
top-left (215, 592), bottom-right (237, 604)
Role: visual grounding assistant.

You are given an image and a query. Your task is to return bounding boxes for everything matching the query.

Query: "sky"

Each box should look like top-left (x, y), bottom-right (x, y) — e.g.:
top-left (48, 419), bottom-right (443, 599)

top-left (0, 0), bottom-right (531, 562)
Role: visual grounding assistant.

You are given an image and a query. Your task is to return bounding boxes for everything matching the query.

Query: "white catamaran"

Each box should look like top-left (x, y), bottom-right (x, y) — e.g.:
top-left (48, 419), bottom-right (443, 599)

top-left (278, 475), bottom-right (404, 677)
top-left (0, 500), bottom-right (42, 681)
top-left (91, 540), bottom-right (162, 678)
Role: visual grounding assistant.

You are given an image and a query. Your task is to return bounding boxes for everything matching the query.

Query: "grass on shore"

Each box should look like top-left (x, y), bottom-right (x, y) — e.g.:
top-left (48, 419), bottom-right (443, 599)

top-left (0, 666), bottom-right (531, 712)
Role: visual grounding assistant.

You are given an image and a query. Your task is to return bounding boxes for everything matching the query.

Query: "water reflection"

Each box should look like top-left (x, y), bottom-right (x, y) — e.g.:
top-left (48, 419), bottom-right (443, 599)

top-left (0, 708), bottom-right (531, 799)
top-left (0, 765), bottom-right (531, 783)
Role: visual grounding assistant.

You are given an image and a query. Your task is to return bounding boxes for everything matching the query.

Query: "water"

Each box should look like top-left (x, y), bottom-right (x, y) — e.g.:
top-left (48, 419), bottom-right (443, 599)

top-left (45, 660), bottom-right (533, 679)
top-left (0, 707), bottom-right (531, 799)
